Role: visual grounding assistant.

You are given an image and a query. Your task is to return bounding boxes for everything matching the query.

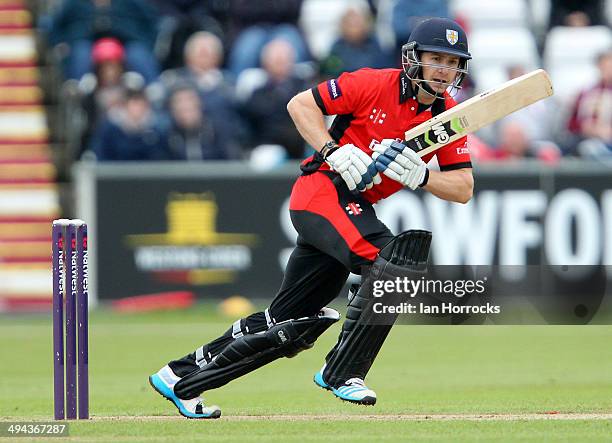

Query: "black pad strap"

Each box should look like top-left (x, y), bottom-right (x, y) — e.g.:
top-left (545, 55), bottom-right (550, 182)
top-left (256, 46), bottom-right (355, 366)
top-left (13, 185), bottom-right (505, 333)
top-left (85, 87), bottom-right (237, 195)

top-left (174, 308), bottom-right (340, 399)
top-left (168, 311), bottom-right (269, 377)
top-left (323, 230), bottom-right (431, 387)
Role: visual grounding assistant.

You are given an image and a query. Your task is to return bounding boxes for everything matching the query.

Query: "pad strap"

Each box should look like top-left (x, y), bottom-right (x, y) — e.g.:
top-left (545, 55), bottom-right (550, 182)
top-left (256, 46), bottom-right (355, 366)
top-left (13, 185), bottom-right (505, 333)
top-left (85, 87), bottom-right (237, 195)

top-left (174, 308), bottom-right (340, 399)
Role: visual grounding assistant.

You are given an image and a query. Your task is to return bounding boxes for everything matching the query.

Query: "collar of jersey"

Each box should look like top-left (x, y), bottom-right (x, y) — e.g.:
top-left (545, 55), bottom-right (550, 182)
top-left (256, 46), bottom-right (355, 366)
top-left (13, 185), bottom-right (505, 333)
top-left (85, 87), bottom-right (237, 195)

top-left (399, 71), bottom-right (415, 104)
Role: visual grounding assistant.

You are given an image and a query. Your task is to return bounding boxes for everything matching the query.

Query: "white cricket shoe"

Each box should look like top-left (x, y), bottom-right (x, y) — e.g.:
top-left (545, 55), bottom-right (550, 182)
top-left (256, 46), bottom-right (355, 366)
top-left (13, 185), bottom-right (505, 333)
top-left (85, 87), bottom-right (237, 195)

top-left (149, 365), bottom-right (221, 419)
top-left (332, 378), bottom-right (377, 405)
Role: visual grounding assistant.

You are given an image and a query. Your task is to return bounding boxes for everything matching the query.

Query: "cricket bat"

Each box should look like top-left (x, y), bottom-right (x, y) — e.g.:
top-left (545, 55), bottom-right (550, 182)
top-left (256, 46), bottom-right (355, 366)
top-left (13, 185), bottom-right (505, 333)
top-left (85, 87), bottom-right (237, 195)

top-left (404, 69), bottom-right (554, 157)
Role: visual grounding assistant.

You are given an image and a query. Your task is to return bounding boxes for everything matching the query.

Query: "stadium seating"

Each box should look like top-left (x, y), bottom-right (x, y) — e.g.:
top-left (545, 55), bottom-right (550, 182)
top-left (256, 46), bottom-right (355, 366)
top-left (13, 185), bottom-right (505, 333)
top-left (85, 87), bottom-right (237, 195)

top-left (544, 26), bottom-right (612, 102)
top-left (468, 27), bottom-right (540, 92)
top-left (548, 65), bottom-right (601, 104)
top-left (544, 26), bottom-right (612, 68)
top-left (299, 0), bottom-right (369, 59)
top-left (0, 1), bottom-right (59, 310)
top-left (451, 0), bottom-right (529, 29)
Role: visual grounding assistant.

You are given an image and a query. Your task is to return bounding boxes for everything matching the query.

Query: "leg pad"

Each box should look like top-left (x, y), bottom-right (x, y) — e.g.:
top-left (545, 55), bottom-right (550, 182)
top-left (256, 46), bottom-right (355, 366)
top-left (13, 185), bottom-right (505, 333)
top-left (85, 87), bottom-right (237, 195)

top-left (174, 308), bottom-right (340, 399)
top-left (323, 230), bottom-right (431, 387)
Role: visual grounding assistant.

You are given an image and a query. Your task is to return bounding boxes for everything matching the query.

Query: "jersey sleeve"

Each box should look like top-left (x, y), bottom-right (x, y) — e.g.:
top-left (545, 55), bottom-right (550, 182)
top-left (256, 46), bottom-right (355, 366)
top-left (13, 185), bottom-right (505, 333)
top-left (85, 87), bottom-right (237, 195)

top-left (311, 69), bottom-right (373, 115)
top-left (435, 135), bottom-right (472, 171)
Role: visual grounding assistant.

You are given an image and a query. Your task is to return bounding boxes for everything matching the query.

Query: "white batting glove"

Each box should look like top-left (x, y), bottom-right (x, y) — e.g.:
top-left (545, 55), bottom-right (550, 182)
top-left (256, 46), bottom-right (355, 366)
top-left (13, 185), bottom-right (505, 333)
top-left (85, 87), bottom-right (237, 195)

top-left (372, 139), bottom-right (428, 190)
top-left (325, 144), bottom-right (382, 192)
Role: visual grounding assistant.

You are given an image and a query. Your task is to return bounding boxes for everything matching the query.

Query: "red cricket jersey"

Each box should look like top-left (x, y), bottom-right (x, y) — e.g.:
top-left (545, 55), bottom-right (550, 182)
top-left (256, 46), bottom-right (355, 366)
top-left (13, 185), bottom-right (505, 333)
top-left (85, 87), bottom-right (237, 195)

top-left (303, 68), bottom-right (472, 203)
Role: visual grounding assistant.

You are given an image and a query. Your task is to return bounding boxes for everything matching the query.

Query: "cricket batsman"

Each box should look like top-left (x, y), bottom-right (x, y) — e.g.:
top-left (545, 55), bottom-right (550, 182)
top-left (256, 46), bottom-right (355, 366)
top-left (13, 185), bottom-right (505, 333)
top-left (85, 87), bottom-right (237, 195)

top-left (149, 17), bottom-right (474, 418)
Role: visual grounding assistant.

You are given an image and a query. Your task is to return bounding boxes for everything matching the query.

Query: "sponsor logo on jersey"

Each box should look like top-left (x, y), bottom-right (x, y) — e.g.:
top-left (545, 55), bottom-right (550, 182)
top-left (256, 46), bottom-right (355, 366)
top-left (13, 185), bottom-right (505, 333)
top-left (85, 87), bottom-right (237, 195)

top-left (431, 122), bottom-right (450, 143)
top-left (327, 79), bottom-right (342, 100)
top-left (400, 74), bottom-right (408, 96)
top-left (446, 29), bottom-right (459, 45)
top-left (456, 145), bottom-right (470, 155)
top-left (345, 203), bottom-right (363, 216)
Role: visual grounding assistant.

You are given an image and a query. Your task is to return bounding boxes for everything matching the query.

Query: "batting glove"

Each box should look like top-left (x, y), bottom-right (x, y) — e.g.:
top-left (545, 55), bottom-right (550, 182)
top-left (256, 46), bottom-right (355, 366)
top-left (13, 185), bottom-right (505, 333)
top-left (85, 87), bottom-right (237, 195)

top-left (325, 144), bottom-right (381, 192)
top-left (372, 139), bottom-right (429, 190)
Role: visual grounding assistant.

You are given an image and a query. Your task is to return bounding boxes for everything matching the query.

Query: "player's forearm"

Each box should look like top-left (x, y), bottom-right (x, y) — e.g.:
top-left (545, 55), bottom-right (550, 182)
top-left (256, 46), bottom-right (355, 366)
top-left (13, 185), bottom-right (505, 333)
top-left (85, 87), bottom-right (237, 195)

top-left (423, 168), bottom-right (473, 204)
top-left (287, 90), bottom-right (332, 152)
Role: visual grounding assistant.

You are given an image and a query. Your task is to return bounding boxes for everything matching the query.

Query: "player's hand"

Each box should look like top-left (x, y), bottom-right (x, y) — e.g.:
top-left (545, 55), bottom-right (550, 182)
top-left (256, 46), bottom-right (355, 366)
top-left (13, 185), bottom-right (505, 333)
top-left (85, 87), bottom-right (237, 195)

top-left (372, 139), bottom-right (428, 190)
top-left (325, 144), bottom-right (381, 192)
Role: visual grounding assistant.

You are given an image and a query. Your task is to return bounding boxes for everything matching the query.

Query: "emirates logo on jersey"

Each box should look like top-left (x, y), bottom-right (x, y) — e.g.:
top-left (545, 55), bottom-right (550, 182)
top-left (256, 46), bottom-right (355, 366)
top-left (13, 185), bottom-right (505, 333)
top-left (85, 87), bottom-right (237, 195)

top-left (345, 203), bottom-right (363, 216)
top-left (457, 142), bottom-right (469, 155)
top-left (369, 108), bottom-right (387, 125)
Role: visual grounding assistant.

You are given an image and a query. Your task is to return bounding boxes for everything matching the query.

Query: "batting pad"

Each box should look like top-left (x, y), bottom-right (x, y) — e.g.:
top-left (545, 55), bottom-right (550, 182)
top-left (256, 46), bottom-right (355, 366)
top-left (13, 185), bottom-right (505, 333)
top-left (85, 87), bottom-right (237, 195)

top-left (323, 230), bottom-right (431, 387)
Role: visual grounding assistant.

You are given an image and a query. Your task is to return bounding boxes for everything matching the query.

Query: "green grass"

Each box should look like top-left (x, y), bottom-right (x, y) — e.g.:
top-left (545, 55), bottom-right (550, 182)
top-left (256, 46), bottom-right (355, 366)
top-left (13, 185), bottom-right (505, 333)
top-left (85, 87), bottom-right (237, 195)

top-left (1, 305), bottom-right (611, 441)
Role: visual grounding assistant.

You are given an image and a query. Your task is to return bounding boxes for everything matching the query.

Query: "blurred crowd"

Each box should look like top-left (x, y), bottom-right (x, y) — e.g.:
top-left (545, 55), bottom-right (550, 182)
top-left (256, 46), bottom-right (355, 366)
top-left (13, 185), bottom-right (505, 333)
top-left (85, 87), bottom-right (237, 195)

top-left (39, 0), bottom-right (612, 165)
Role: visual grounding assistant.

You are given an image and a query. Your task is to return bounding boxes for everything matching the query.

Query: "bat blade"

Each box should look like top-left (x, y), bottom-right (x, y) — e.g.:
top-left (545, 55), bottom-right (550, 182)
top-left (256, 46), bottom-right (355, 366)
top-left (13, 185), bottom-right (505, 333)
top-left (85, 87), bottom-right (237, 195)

top-left (405, 69), bottom-right (554, 158)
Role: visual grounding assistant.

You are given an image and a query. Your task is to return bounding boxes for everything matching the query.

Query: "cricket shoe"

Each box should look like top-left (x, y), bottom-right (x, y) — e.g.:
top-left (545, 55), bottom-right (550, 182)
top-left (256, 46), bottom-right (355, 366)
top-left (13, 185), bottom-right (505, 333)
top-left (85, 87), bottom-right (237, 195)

top-left (149, 365), bottom-right (221, 419)
top-left (331, 378), bottom-right (377, 405)
top-left (313, 364), bottom-right (331, 391)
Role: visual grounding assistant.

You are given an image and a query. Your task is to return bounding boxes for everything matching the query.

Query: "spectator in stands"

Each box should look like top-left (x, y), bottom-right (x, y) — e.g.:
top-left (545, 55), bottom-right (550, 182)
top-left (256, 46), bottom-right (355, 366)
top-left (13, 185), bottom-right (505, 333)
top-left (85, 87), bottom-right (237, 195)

top-left (568, 50), bottom-right (612, 158)
top-left (89, 85), bottom-right (170, 161)
top-left (321, 7), bottom-right (392, 78)
top-left (78, 38), bottom-right (127, 150)
top-left (158, 32), bottom-right (247, 151)
top-left (160, 32), bottom-right (232, 93)
top-left (243, 39), bottom-right (308, 159)
top-left (549, 0), bottom-right (606, 28)
top-left (166, 84), bottom-right (240, 160)
top-left (391, 0), bottom-right (449, 54)
top-left (492, 122), bottom-right (560, 164)
top-left (48, 0), bottom-right (160, 83)
top-left (227, 0), bottom-right (309, 76)
top-left (493, 122), bottom-right (533, 160)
